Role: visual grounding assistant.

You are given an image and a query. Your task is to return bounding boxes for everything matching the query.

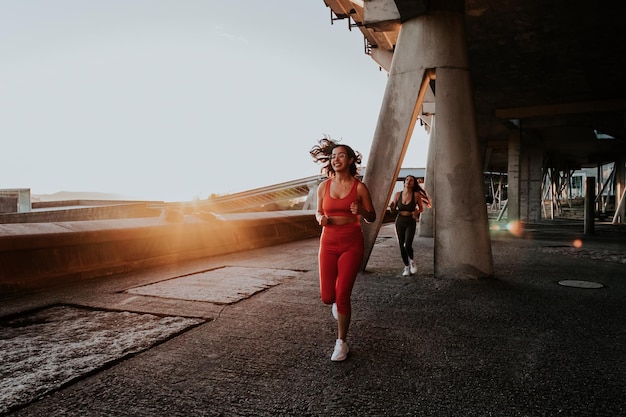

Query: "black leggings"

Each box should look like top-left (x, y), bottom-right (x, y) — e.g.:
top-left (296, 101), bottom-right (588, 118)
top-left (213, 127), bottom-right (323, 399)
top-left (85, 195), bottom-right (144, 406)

top-left (395, 214), bottom-right (416, 265)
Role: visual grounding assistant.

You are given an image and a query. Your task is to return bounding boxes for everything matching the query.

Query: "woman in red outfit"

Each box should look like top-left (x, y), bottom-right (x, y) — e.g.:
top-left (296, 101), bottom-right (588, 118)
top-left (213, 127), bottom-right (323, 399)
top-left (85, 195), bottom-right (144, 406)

top-left (310, 136), bottom-right (376, 361)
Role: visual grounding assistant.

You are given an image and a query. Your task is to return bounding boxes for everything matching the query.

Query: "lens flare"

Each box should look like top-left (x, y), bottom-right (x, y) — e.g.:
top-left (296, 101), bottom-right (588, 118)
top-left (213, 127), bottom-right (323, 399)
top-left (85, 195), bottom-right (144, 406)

top-left (506, 221), bottom-right (524, 237)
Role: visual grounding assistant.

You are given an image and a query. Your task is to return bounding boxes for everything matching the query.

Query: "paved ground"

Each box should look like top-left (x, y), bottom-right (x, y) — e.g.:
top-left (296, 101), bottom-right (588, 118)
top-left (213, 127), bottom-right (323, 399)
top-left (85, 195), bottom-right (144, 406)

top-left (1, 221), bottom-right (625, 417)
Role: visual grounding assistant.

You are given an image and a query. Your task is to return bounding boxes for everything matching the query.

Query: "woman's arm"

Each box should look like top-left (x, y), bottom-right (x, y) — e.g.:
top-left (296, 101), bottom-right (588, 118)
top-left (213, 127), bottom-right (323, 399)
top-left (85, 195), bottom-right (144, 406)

top-left (413, 191), bottom-right (424, 220)
top-left (419, 186), bottom-right (432, 209)
top-left (389, 191), bottom-right (399, 211)
top-left (416, 191), bottom-right (424, 212)
top-left (352, 182), bottom-right (376, 223)
top-left (315, 180), bottom-right (329, 226)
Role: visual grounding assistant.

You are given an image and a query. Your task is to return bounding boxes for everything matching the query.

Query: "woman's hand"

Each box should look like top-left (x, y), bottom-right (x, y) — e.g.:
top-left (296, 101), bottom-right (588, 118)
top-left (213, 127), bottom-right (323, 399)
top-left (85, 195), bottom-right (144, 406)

top-left (352, 200), bottom-right (376, 223)
top-left (317, 212), bottom-right (329, 226)
top-left (355, 182), bottom-right (376, 223)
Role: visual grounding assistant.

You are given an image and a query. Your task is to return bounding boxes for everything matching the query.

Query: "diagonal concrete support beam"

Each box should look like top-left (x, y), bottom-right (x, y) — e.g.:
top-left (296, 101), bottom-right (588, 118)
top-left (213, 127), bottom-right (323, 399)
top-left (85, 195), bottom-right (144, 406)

top-left (360, 66), bottom-right (433, 271)
top-left (361, 7), bottom-right (493, 278)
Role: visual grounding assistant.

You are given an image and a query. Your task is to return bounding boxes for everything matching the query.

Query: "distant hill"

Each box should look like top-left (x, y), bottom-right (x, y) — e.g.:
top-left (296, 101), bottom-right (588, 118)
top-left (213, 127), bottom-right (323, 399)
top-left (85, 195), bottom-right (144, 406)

top-left (32, 191), bottom-right (142, 202)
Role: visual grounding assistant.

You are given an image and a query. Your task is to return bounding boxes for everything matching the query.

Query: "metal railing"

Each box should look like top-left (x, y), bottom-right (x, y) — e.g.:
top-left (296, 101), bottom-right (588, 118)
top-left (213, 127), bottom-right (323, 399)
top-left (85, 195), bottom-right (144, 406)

top-left (185, 175), bottom-right (323, 214)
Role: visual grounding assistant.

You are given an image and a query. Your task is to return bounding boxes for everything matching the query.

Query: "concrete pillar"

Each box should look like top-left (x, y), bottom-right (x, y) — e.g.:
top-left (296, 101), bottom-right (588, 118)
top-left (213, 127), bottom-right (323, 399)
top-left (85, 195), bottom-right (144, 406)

top-left (507, 129), bottom-right (521, 223)
top-left (613, 159), bottom-right (625, 224)
top-left (434, 65), bottom-right (493, 279)
top-left (419, 117), bottom-right (435, 237)
top-left (584, 177), bottom-right (596, 234)
top-left (528, 149), bottom-right (544, 222)
top-left (361, 4), bottom-right (493, 278)
top-left (520, 145), bottom-right (544, 222)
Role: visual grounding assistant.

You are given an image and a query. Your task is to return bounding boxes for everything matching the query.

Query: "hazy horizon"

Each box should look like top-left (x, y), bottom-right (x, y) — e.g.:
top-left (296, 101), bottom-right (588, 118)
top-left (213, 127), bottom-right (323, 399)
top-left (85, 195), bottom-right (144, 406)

top-left (1, 1), bottom-right (430, 203)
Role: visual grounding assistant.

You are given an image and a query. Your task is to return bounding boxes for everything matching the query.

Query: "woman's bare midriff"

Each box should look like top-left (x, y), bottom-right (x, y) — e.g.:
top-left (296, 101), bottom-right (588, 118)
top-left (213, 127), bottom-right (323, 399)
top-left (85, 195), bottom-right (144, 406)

top-left (329, 216), bottom-right (359, 226)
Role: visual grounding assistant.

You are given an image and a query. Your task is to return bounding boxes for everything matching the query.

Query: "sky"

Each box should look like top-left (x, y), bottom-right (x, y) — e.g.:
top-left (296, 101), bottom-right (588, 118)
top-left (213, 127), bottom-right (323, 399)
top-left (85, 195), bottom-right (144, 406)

top-left (1, 0), bottom-right (429, 202)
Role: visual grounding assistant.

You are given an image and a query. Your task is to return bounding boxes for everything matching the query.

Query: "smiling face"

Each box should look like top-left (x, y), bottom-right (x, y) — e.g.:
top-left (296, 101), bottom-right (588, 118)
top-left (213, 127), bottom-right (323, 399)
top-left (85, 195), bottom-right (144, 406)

top-left (330, 146), bottom-right (352, 173)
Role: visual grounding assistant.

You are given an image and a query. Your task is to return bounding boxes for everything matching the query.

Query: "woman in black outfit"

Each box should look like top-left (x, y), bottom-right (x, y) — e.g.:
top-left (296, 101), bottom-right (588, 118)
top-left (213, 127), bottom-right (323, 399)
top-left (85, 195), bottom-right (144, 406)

top-left (389, 175), bottom-right (426, 276)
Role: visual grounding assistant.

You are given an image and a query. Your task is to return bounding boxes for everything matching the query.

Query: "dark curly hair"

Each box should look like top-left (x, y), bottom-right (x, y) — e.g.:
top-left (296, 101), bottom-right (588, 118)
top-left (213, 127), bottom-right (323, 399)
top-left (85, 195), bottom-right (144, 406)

top-left (310, 135), bottom-right (362, 177)
top-left (407, 175), bottom-right (431, 204)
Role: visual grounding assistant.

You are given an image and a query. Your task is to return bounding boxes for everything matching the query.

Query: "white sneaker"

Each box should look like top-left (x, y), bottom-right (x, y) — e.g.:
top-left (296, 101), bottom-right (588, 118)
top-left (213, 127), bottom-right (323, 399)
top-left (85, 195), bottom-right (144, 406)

top-left (331, 303), bottom-right (338, 320)
top-left (402, 266), bottom-right (410, 276)
top-left (331, 339), bottom-right (349, 361)
top-left (409, 259), bottom-right (417, 274)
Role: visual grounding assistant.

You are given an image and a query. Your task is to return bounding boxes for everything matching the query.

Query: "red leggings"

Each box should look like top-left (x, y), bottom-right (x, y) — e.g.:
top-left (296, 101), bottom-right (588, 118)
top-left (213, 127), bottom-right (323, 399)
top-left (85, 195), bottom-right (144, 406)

top-left (318, 224), bottom-right (364, 315)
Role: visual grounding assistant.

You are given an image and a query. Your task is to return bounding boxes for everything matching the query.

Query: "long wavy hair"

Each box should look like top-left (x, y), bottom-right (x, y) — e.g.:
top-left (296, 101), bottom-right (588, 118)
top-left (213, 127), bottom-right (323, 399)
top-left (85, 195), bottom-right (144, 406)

top-left (310, 135), bottom-right (362, 177)
top-left (408, 175), bottom-right (431, 206)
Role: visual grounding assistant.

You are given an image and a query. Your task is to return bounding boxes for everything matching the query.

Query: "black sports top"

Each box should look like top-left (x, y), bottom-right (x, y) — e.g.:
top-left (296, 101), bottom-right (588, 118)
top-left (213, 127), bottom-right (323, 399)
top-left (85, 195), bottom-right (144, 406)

top-left (396, 191), bottom-right (417, 212)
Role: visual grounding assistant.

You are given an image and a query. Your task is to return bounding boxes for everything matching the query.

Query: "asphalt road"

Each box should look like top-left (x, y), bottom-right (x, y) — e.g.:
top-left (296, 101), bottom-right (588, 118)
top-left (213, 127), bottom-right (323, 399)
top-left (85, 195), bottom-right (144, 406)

top-left (1, 221), bottom-right (625, 417)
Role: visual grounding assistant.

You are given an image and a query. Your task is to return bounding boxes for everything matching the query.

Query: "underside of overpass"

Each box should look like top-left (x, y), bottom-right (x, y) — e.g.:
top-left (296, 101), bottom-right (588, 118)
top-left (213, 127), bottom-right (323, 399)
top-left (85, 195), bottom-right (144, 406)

top-left (322, 0), bottom-right (626, 278)
top-left (324, 0), bottom-right (626, 171)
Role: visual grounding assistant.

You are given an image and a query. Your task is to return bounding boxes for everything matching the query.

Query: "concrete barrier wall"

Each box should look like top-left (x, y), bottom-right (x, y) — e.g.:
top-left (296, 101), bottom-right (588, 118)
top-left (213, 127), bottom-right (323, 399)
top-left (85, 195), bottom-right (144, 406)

top-left (0, 210), bottom-right (320, 295)
top-left (0, 202), bottom-right (161, 224)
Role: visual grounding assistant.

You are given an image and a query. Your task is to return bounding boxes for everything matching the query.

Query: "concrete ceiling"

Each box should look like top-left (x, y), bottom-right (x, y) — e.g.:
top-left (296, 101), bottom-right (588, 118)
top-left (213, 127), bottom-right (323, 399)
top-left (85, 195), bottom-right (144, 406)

top-left (323, 0), bottom-right (626, 173)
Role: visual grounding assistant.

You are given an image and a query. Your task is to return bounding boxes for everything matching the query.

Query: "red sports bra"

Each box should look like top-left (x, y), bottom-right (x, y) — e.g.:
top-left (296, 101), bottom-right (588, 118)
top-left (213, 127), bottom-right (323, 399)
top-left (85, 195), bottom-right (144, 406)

top-left (322, 178), bottom-right (360, 222)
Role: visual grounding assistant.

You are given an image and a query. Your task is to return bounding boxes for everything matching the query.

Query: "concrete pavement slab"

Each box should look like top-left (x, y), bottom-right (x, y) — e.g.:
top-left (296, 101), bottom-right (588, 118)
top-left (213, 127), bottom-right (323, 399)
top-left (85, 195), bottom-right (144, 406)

top-left (126, 267), bottom-right (303, 304)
